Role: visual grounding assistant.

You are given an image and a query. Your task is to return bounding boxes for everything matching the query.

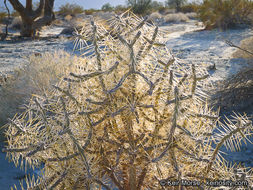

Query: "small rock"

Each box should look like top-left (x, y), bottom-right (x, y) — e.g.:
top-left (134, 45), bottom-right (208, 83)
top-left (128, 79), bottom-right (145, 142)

top-left (34, 52), bottom-right (42, 57)
top-left (60, 27), bottom-right (75, 35)
top-left (207, 63), bottom-right (216, 71)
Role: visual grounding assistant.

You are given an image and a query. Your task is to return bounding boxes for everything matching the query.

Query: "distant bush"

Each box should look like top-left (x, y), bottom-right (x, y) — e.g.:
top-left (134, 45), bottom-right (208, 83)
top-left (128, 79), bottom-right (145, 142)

top-left (10, 16), bottom-right (22, 30)
top-left (148, 11), bottom-right (163, 24)
top-left (180, 3), bottom-right (200, 13)
top-left (114, 5), bottom-right (128, 14)
top-left (198, 0), bottom-right (253, 29)
top-left (0, 7), bottom-right (7, 23)
top-left (166, 0), bottom-right (187, 12)
top-left (164, 12), bottom-right (189, 23)
top-left (158, 8), bottom-right (175, 15)
top-left (101, 3), bottom-right (113, 12)
top-left (185, 12), bottom-right (197, 19)
top-left (85, 9), bottom-right (98, 15)
top-left (127, 0), bottom-right (152, 15)
top-left (64, 14), bottom-right (73, 21)
top-left (150, 1), bottom-right (165, 12)
top-left (149, 11), bottom-right (162, 21)
top-left (58, 3), bottom-right (84, 16)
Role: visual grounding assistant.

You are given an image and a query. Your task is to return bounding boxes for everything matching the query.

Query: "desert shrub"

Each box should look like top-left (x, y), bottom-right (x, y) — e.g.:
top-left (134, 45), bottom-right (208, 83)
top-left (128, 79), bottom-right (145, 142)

top-left (148, 11), bottom-right (162, 23)
top-left (127, 0), bottom-right (152, 15)
top-left (185, 12), bottom-right (197, 19)
top-left (180, 2), bottom-right (200, 13)
top-left (150, 0), bottom-right (165, 12)
top-left (198, 0), bottom-right (253, 30)
top-left (157, 7), bottom-right (168, 14)
top-left (164, 12), bottom-right (189, 23)
top-left (23, 51), bottom-right (78, 90)
top-left (58, 3), bottom-right (84, 16)
top-left (114, 5), bottom-right (128, 14)
top-left (166, 0), bottom-right (187, 12)
top-left (64, 14), bottom-right (73, 21)
top-left (2, 11), bottom-right (253, 190)
top-left (159, 8), bottom-right (176, 15)
top-left (0, 51), bottom-right (79, 139)
top-left (85, 9), bottom-right (98, 15)
top-left (10, 16), bottom-right (22, 30)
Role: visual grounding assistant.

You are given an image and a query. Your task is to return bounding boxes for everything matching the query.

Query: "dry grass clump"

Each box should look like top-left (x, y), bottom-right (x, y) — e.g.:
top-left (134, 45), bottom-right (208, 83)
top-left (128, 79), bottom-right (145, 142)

top-left (0, 51), bottom-right (80, 138)
top-left (10, 16), bottom-right (22, 30)
top-left (2, 11), bottom-right (253, 189)
top-left (64, 14), bottom-right (73, 22)
top-left (0, 70), bottom-right (29, 141)
top-left (185, 12), bottom-right (197, 19)
top-left (164, 13), bottom-right (189, 23)
top-left (24, 51), bottom-right (79, 91)
top-left (149, 11), bottom-right (162, 22)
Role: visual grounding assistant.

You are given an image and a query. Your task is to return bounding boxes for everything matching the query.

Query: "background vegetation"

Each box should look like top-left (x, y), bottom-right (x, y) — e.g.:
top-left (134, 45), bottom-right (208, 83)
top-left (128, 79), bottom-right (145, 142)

top-left (198, 0), bottom-right (253, 29)
top-left (166, 0), bottom-right (187, 12)
top-left (58, 3), bottom-right (84, 16)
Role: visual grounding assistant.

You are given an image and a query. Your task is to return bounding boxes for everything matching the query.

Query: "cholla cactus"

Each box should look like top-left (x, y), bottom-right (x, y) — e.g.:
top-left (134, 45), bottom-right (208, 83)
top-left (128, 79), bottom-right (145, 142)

top-left (3, 11), bottom-right (253, 189)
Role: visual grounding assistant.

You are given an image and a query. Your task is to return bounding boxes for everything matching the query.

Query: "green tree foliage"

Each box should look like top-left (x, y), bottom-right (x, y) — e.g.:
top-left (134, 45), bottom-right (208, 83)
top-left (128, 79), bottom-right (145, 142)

top-left (166, 0), bottom-right (187, 12)
top-left (198, 0), bottom-right (253, 29)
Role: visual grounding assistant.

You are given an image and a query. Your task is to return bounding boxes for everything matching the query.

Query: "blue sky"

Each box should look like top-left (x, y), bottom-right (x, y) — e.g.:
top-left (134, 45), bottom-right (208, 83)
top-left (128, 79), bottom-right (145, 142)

top-left (1, 0), bottom-right (167, 11)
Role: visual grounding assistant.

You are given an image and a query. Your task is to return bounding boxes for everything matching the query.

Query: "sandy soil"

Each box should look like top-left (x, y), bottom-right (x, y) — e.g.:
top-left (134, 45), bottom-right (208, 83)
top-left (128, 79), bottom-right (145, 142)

top-left (0, 20), bottom-right (252, 189)
top-left (0, 27), bottom-right (73, 75)
top-left (162, 21), bottom-right (253, 83)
